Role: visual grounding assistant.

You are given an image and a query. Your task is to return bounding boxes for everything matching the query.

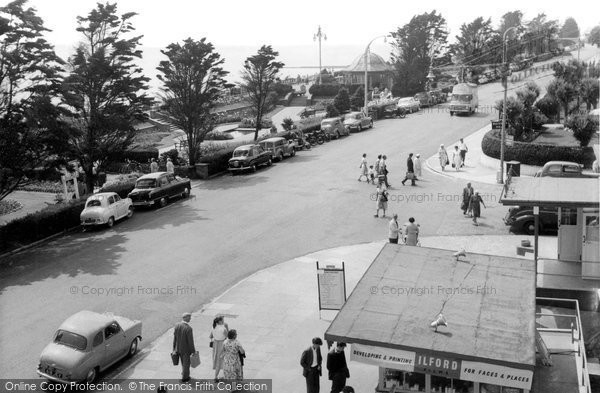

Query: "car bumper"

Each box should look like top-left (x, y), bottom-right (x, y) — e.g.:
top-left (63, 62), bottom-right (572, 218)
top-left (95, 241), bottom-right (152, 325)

top-left (228, 165), bottom-right (251, 171)
top-left (131, 200), bottom-right (155, 206)
top-left (37, 370), bottom-right (73, 384)
top-left (81, 218), bottom-right (107, 226)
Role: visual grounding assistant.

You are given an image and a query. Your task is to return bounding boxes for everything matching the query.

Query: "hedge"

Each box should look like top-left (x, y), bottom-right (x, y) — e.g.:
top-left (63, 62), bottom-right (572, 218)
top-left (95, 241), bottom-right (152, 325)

top-left (0, 198), bottom-right (87, 253)
top-left (481, 129), bottom-right (594, 167)
top-left (99, 175), bottom-right (139, 198)
top-left (198, 146), bottom-right (237, 175)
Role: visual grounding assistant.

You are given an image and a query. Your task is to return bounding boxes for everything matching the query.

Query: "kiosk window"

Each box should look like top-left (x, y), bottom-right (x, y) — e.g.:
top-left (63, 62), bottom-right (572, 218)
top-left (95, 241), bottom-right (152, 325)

top-left (431, 375), bottom-right (473, 393)
top-left (382, 369), bottom-right (425, 392)
top-left (481, 385), bottom-right (523, 393)
top-left (560, 208), bottom-right (577, 225)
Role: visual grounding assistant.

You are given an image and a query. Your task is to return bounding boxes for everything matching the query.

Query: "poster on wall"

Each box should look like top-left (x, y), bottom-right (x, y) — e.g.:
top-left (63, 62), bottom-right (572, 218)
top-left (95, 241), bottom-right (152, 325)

top-left (350, 343), bottom-right (415, 372)
top-left (460, 360), bottom-right (533, 390)
top-left (316, 261), bottom-right (346, 310)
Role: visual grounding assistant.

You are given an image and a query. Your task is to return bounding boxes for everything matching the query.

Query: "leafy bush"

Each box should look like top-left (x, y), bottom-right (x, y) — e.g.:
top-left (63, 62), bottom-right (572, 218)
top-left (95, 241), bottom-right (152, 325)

top-left (333, 88), bottom-right (351, 113)
top-left (309, 84), bottom-right (340, 97)
top-left (112, 147), bottom-right (159, 163)
top-left (205, 131), bottom-right (234, 140)
top-left (160, 149), bottom-right (184, 166)
top-left (239, 117), bottom-right (273, 128)
top-left (565, 114), bottom-right (599, 147)
top-left (198, 146), bottom-right (236, 175)
top-left (0, 198), bottom-right (87, 253)
top-left (100, 175), bottom-right (138, 198)
top-left (481, 129), bottom-right (594, 166)
top-left (281, 117), bottom-right (295, 131)
top-left (535, 94), bottom-right (560, 122)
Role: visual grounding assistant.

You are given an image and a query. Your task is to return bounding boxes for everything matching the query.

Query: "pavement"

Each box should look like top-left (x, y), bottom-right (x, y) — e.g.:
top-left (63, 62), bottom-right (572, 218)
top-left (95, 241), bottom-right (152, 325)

top-left (113, 235), bottom-right (558, 393)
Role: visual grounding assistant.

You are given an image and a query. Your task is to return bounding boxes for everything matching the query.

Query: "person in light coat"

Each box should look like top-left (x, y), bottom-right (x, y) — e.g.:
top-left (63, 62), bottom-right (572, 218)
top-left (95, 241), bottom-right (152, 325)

top-left (413, 153), bottom-right (422, 179)
top-left (403, 217), bottom-right (420, 246)
top-left (452, 146), bottom-right (462, 171)
top-left (166, 158), bottom-right (175, 174)
top-left (438, 144), bottom-right (449, 171)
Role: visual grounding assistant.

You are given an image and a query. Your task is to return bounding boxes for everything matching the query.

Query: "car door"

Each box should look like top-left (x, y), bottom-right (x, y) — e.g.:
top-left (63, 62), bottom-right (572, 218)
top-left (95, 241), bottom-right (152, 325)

top-left (91, 330), bottom-right (107, 369)
top-left (107, 195), bottom-right (117, 219)
top-left (113, 194), bottom-right (126, 219)
top-left (166, 174), bottom-right (179, 196)
top-left (104, 322), bottom-right (126, 366)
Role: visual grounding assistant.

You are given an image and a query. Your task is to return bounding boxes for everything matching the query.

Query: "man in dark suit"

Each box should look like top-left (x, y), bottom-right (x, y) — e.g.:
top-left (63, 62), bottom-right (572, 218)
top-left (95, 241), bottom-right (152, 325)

top-left (300, 337), bottom-right (323, 393)
top-left (173, 312), bottom-right (196, 382)
top-left (327, 342), bottom-right (350, 393)
top-left (402, 153), bottom-right (416, 186)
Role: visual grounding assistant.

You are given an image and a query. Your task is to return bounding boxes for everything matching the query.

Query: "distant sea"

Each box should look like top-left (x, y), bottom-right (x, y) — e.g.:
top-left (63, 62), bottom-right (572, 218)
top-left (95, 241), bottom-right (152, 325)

top-left (55, 43), bottom-right (392, 94)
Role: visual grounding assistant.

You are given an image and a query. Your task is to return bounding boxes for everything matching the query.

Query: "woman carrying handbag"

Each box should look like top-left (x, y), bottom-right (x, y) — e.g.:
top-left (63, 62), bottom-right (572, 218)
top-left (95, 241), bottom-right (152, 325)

top-left (210, 315), bottom-right (228, 381)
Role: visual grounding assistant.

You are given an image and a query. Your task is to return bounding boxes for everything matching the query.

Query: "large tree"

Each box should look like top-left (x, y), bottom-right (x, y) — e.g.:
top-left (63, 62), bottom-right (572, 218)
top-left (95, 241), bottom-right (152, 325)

top-left (450, 17), bottom-right (498, 66)
top-left (523, 13), bottom-right (559, 56)
top-left (157, 38), bottom-right (230, 166)
top-left (0, 0), bottom-right (68, 200)
top-left (588, 26), bottom-right (600, 47)
top-left (546, 78), bottom-right (578, 121)
top-left (240, 45), bottom-right (284, 141)
top-left (560, 17), bottom-right (580, 42)
top-left (61, 2), bottom-right (153, 192)
top-left (390, 10), bottom-right (448, 96)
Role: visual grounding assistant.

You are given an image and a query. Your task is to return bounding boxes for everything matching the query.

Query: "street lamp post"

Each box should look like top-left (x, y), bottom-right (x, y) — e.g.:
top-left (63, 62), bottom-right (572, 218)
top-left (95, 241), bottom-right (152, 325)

top-left (313, 26), bottom-right (326, 85)
top-left (499, 26), bottom-right (518, 184)
top-left (363, 35), bottom-right (387, 115)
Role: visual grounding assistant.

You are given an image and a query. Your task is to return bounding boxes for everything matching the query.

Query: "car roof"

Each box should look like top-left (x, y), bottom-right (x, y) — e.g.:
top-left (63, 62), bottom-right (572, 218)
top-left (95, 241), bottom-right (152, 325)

top-left (322, 117), bottom-right (340, 122)
top-left (137, 172), bottom-right (167, 180)
top-left (58, 311), bottom-right (115, 338)
top-left (543, 161), bottom-right (581, 167)
top-left (87, 192), bottom-right (116, 200)
top-left (235, 144), bottom-right (257, 150)
top-left (347, 111), bottom-right (362, 115)
top-left (399, 97), bottom-right (413, 100)
top-left (259, 137), bottom-right (285, 142)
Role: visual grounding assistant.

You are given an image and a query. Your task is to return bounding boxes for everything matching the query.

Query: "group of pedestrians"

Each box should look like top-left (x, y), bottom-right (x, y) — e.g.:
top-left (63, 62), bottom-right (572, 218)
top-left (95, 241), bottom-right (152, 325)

top-left (461, 182), bottom-right (486, 226)
top-left (171, 313), bottom-right (245, 386)
top-left (437, 138), bottom-right (468, 172)
top-left (301, 338), bottom-right (354, 393)
top-left (388, 214), bottom-right (420, 245)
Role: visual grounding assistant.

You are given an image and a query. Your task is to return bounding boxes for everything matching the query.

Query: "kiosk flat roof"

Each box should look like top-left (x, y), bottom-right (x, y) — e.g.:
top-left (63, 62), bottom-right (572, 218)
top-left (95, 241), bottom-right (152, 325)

top-left (325, 245), bottom-right (537, 369)
top-left (500, 177), bottom-right (599, 208)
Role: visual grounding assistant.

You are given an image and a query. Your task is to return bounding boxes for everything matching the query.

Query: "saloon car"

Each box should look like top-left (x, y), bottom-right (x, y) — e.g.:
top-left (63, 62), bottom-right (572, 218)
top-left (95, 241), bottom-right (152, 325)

top-left (37, 311), bottom-right (142, 383)
top-left (320, 117), bottom-right (349, 138)
top-left (343, 112), bottom-right (373, 132)
top-left (80, 192), bottom-right (133, 229)
top-left (228, 144), bottom-right (273, 173)
top-left (127, 172), bottom-right (191, 208)
top-left (504, 206), bottom-right (578, 235)
top-left (534, 161), bottom-right (600, 178)
top-left (397, 97), bottom-right (421, 113)
top-left (258, 137), bottom-right (295, 161)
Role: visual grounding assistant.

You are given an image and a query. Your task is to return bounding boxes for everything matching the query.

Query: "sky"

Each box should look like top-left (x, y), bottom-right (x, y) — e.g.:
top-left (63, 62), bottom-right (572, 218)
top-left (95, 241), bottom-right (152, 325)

top-left (16, 0), bottom-right (600, 85)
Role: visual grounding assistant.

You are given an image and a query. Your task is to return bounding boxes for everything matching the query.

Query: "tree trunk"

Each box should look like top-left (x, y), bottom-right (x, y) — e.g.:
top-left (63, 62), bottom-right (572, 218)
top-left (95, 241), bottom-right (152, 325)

top-left (84, 164), bottom-right (94, 196)
top-left (254, 111), bottom-right (262, 141)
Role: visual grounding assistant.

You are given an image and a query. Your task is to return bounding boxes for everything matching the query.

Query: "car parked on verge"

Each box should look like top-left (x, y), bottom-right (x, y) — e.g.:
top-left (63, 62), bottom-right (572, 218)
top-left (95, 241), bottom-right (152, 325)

top-left (414, 92), bottom-right (433, 107)
top-left (343, 111), bottom-right (373, 132)
top-left (258, 137), bottom-right (295, 161)
top-left (80, 192), bottom-right (133, 229)
top-left (37, 310), bottom-right (142, 383)
top-left (383, 104), bottom-right (407, 118)
top-left (127, 172), bottom-right (191, 208)
top-left (534, 161), bottom-right (600, 178)
top-left (397, 97), bottom-right (420, 113)
top-left (320, 117), bottom-right (349, 139)
top-left (504, 206), bottom-right (577, 235)
top-left (228, 144), bottom-right (273, 173)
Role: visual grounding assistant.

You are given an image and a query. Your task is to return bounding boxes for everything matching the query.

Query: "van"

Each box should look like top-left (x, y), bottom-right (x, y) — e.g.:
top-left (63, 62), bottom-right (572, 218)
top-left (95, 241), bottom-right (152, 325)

top-left (258, 137), bottom-right (295, 161)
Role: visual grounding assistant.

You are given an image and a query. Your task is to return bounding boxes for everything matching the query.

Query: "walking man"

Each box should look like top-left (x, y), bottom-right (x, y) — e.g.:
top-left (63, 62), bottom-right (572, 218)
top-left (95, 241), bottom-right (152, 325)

top-left (173, 312), bottom-right (196, 382)
top-left (461, 183), bottom-right (474, 215)
top-left (389, 214), bottom-right (400, 244)
top-left (401, 153), bottom-right (416, 186)
top-left (459, 138), bottom-right (468, 167)
top-left (381, 155), bottom-right (391, 188)
top-left (358, 154), bottom-right (369, 182)
top-left (327, 343), bottom-right (350, 393)
top-left (150, 158), bottom-right (159, 173)
top-left (300, 337), bottom-right (323, 393)
top-left (166, 158), bottom-right (175, 174)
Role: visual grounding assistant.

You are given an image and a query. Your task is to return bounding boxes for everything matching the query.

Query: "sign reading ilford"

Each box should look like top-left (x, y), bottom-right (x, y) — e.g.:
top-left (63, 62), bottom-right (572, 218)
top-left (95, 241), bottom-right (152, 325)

top-left (316, 262), bottom-right (346, 310)
top-left (350, 344), bottom-right (414, 372)
top-left (350, 345), bottom-right (533, 390)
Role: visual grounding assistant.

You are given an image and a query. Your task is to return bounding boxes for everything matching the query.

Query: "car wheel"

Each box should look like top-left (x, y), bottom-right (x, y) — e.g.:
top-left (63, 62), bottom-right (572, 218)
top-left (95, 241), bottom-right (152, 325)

top-left (450, 111), bottom-right (454, 116)
top-left (85, 367), bottom-right (98, 383)
top-left (128, 338), bottom-right (139, 358)
top-left (252, 164), bottom-right (257, 172)
top-left (523, 221), bottom-right (540, 236)
top-left (336, 131), bottom-right (341, 139)
top-left (358, 124), bottom-right (362, 132)
top-left (127, 206), bottom-right (134, 218)
top-left (290, 149), bottom-right (296, 157)
top-left (267, 159), bottom-right (272, 167)
top-left (278, 152), bottom-right (284, 161)
top-left (159, 197), bottom-right (167, 208)
top-left (107, 217), bottom-right (115, 228)
top-left (182, 187), bottom-right (190, 198)
top-left (369, 121), bottom-right (373, 128)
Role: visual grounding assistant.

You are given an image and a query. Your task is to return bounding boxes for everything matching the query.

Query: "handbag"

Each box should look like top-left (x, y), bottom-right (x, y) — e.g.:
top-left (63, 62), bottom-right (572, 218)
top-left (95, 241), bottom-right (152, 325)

top-left (190, 351), bottom-right (201, 368)
top-left (171, 351), bottom-right (179, 366)
top-left (209, 340), bottom-right (213, 348)
top-left (239, 350), bottom-right (246, 366)
top-left (451, 163), bottom-right (455, 168)
top-left (406, 172), bottom-right (414, 180)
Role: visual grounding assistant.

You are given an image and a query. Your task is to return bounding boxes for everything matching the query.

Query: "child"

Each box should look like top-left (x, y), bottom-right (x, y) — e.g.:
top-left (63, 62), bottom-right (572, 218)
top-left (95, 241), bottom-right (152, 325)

top-left (368, 165), bottom-right (375, 184)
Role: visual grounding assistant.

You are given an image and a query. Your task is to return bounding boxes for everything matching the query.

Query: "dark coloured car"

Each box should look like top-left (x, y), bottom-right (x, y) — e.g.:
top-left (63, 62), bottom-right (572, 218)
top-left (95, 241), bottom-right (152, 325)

top-left (414, 92), bottom-right (433, 107)
top-left (504, 206), bottom-right (577, 235)
top-left (228, 144), bottom-right (273, 173)
top-left (127, 172), bottom-right (191, 208)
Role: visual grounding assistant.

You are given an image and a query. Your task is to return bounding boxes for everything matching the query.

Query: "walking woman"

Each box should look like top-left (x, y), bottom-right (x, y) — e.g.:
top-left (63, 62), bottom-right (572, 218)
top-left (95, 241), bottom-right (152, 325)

top-left (438, 144), bottom-right (449, 171)
top-left (469, 192), bottom-right (486, 226)
top-left (222, 329), bottom-right (245, 381)
top-left (358, 153), bottom-right (369, 182)
top-left (374, 182), bottom-right (388, 218)
top-left (403, 217), bottom-right (420, 246)
top-left (210, 316), bottom-right (228, 381)
top-left (452, 145), bottom-right (462, 171)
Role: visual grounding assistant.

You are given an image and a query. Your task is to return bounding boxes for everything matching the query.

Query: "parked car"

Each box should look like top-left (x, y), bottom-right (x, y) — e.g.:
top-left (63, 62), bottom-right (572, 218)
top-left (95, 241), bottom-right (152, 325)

top-left (414, 92), bottom-right (433, 107)
top-left (504, 206), bottom-right (577, 235)
top-left (383, 104), bottom-right (407, 118)
top-left (534, 161), bottom-right (600, 178)
top-left (37, 310), bottom-right (142, 383)
top-left (228, 144), bottom-right (273, 173)
top-left (80, 192), bottom-right (133, 229)
top-left (320, 117), bottom-right (349, 139)
top-left (429, 90), bottom-right (446, 104)
top-left (397, 97), bottom-right (420, 113)
top-left (343, 112), bottom-right (373, 132)
top-left (258, 137), bottom-right (295, 161)
top-left (127, 172), bottom-right (191, 208)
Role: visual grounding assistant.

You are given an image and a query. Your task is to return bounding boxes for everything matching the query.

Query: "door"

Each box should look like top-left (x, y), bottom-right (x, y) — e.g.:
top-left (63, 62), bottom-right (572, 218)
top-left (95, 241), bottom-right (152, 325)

top-left (113, 195), bottom-right (126, 219)
top-left (557, 207), bottom-right (581, 261)
top-left (582, 211), bottom-right (600, 278)
top-left (104, 322), bottom-right (126, 365)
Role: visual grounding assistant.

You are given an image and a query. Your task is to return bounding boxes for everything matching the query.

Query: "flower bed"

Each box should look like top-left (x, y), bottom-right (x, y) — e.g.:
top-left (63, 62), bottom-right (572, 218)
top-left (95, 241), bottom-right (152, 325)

top-left (0, 200), bottom-right (23, 216)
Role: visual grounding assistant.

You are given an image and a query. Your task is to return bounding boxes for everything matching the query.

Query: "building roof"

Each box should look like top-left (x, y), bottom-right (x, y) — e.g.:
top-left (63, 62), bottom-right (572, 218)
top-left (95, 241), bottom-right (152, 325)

top-left (325, 244), bottom-right (536, 370)
top-left (501, 177), bottom-right (600, 208)
top-left (341, 52), bottom-right (394, 73)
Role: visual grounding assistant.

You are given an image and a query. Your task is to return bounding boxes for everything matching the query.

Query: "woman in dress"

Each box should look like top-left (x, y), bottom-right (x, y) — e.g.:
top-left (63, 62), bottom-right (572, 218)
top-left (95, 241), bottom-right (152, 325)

top-left (222, 329), bottom-right (245, 381)
top-left (413, 153), bottom-right (422, 179)
top-left (374, 182), bottom-right (388, 218)
top-left (452, 145), bottom-right (462, 171)
top-left (438, 144), bottom-right (449, 171)
top-left (469, 192), bottom-right (486, 226)
top-left (403, 217), bottom-right (420, 246)
top-left (210, 316), bottom-right (228, 381)
top-left (358, 153), bottom-right (369, 182)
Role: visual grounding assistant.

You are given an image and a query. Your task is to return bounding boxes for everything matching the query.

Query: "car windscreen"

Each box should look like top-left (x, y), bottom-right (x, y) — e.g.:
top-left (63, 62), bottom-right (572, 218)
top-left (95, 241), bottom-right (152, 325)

top-left (233, 149), bottom-right (249, 157)
top-left (452, 94), bottom-right (472, 102)
top-left (86, 199), bottom-right (102, 208)
top-left (54, 329), bottom-right (87, 351)
top-left (322, 120), bottom-right (334, 126)
top-left (399, 98), bottom-right (411, 103)
top-left (135, 179), bottom-right (156, 189)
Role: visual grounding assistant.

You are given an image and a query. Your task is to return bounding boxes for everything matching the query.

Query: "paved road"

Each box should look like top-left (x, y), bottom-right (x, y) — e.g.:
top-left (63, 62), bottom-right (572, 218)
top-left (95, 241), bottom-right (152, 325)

top-left (0, 105), bottom-right (507, 379)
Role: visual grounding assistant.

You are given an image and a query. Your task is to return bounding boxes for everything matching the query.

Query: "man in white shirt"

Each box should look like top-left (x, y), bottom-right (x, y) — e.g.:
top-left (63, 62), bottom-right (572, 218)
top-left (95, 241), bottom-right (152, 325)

top-left (459, 138), bottom-right (468, 167)
top-left (300, 337), bottom-right (323, 393)
top-left (388, 214), bottom-right (400, 244)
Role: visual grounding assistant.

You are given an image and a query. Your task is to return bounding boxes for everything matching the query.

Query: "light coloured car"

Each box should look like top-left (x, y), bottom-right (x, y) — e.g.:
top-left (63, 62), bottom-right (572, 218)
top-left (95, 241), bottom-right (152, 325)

top-left (320, 117), bottom-right (349, 139)
top-left (80, 192), bottom-right (133, 229)
top-left (534, 161), bottom-right (599, 178)
top-left (343, 112), bottom-right (373, 132)
top-left (397, 97), bottom-right (420, 113)
top-left (258, 137), bottom-right (296, 161)
top-left (37, 310), bottom-right (142, 383)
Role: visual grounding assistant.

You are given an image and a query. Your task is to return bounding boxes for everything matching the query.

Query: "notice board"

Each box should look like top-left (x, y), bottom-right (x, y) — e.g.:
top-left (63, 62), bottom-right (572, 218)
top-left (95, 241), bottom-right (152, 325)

top-left (316, 261), bottom-right (346, 310)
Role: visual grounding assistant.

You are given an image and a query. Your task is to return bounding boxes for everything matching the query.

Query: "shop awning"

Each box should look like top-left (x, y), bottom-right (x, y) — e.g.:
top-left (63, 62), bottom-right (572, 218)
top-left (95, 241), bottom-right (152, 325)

top-left (500, 177), bottom-right (600, 208)
top-left (325, 245), bottom-right (536, 390)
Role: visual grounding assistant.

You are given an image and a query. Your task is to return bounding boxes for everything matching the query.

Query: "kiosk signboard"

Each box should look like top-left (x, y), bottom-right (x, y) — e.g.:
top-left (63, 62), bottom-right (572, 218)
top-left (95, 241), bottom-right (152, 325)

top-left (351, 343), bottom-right (415, 372)
top-left (460, 360), bottom-right (533, 390)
